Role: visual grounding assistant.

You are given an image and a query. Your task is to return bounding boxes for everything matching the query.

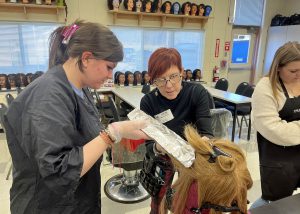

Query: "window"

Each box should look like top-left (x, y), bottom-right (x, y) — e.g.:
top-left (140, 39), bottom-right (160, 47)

top-left (231, 0), bottom-right (264, 26)
top-left (0, 22), bottom-right (61, 74)
top-left (110, 27), bottom-right (204, 73)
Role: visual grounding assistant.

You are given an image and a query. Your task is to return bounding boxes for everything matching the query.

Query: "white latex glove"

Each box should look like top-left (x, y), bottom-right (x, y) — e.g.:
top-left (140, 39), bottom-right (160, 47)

top-left (108, 119), bottom-right (151, 142)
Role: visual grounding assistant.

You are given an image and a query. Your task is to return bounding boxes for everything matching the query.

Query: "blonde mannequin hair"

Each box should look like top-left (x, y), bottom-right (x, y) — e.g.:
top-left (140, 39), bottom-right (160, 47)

top-left (161, 125), bottom-right (253, 214)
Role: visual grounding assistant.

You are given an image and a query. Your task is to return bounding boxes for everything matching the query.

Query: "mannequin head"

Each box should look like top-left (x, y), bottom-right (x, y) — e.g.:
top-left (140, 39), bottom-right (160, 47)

top-left (125, 71), bottom-right (134, 86)
top-left (171, 2), bottom-right (181, 15)
top-left (124, 0), bottom-right (135, 11)
top-left (143, 0), bottom-right (152, 13)
top-left (133, 71), bottom-right (142, 85)
top-left (190, 3), bottom-right (198, 16)
top-left (161, 1), bottom-right (171, 14)
top-left (181, 1), bottom-right (191, 15)
top-left (198, 4), bottom-right (205, 16)
top-left (193, 68), bottom-right (201, 81)
top-left (117, 72), bottom-right (125, 85)
top-left (160, 125), bottom-right (253, 214)
top-left (0, 74), bottom-right (8, 89)
top-left (107, 0), bottom-right (122, 10)
top-left (185, 69), bottom-right (193, 81)
top-left (142, 71), bottom-right (151, 85)
top-left (205, 5), bottom-right (212, 16)
top-left (152, 0), bottom-right (162, 13)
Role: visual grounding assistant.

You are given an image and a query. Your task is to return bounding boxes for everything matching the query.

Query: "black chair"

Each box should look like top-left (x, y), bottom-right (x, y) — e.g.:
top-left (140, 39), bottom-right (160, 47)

top-left (104, 96), bottom-right (150, 203)
top-left (0, 103), bottom-right (12, 180)
top-left (235, 82), bottom-right (250, 95)
top-left (215, 78), bottom-right (229, 91)
top-left (226, 85), bottom-right (254, 138)
top-left (214, 78), bottom-right (229, 108)
top-left (5, 93), bottom-right (14, 106)
top-left (141, 84), bottom-right (150, 94)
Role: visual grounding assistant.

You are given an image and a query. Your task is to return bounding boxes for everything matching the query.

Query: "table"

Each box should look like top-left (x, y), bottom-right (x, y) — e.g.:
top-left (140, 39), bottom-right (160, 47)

top-left (97, 85), bottom-right (252, 142)
top-left (249, 193), bottom-right (300, 214)
top-left (112, 87), bottom-right (145, 108)
top-left (204, 86), bottom-right (252, 142)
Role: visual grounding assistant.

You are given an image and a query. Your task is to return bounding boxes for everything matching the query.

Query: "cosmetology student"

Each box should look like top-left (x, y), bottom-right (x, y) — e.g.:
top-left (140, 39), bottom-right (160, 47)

top-left (3, 20), bottom-right (149, 214)
top-left (251, 41), bottom-right (300, 208)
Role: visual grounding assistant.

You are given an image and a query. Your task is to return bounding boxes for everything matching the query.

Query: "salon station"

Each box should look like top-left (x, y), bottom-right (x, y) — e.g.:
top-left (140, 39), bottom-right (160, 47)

top-left (0, 0), bottom-right (300, 214)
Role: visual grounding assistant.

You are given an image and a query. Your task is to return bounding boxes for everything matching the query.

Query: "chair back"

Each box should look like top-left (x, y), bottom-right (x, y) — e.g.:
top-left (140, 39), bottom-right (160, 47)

top-left (108, 96), bottom-right (121, 122)
top-left (0, 103), bottom-right (8, 132)
top-left (235, 82), bottom-right (250, 95)
top-left (210, 108), bottom-right (232, 139)
top-left (141, 84), bottom-right (150, 94)
top-left (243, 85), bottom-right (254, 98)
top-left (5, 93), bottom-right (14, 106)
top-left (215, 78), bottom-right (229, 91)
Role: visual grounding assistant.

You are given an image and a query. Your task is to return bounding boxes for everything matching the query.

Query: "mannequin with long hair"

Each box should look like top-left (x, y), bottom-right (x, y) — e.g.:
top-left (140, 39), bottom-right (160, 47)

top-left (160, 125), bottom-right (253, 214)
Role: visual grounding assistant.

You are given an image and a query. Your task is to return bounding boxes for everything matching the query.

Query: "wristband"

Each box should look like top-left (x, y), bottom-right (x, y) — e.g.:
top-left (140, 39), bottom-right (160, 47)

top-left (99, 129), bottom-right (115, 147)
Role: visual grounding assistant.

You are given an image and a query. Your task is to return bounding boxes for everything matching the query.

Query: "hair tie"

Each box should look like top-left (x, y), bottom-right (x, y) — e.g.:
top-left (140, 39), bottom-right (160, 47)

top-left (62, 24), bottom-right (80, 45)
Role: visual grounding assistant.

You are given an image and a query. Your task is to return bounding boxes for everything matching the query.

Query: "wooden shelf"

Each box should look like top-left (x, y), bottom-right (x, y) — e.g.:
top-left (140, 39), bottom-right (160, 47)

top-left (108, 10), bottom-right (212, 28)
top-left (0, 2), bottom-right (65, 20)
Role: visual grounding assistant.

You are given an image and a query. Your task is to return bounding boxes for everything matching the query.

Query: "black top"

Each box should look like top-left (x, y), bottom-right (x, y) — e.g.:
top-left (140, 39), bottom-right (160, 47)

top-left (140, 81), bottom-right (213, 156)
top-left (4, 65), bottom-right (103, 214)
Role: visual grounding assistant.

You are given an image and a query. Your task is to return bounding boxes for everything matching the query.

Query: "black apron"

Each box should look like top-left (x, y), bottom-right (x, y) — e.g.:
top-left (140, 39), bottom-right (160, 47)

top-left (257, 78), bottom-right (300, 201)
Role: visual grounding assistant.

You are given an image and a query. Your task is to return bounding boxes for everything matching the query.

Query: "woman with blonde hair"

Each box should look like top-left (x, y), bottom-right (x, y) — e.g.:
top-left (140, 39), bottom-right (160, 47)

top-left (160, 125), bottom-right (252, 214)
top-left (251, 42), bottom-right (300, 208)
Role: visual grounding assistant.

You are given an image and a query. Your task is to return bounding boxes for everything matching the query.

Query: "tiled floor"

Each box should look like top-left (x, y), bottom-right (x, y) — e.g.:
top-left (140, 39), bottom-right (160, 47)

top-left (0, 120), bottom-right (275, 214)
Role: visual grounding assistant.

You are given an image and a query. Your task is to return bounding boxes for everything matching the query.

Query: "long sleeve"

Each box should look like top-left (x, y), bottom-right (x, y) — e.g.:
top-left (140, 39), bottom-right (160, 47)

top-left (192, 86), bottom-right (213, 138)
top-left (251, 77), bottom-right (300, 146)
top-left (29, 92), bottom-right (83, 195)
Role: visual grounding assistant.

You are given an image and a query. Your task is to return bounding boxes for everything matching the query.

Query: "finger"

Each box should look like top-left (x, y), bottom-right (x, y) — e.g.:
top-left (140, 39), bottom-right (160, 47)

top-left (127, 119), bottom-right (150, 130)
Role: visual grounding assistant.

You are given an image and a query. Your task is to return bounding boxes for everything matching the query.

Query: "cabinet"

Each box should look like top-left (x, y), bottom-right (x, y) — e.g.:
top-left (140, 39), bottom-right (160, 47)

top-left (0, 2), bottom-right (65, 21)
top-left (108, 10), bottom-right (212, 28)
top-left (263, 25), bottom-right (300, 75)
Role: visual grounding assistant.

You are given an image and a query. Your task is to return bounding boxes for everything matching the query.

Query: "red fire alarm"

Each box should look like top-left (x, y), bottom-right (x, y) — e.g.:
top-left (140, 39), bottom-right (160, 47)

top-left (225, 41), bottom-right (230, 52)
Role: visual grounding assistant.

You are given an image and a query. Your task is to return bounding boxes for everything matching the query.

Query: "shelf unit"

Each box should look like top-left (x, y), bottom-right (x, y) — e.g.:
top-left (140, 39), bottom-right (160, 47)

top-left (108, 10), bottom-right (212, 28)
top-left (0, 2), bottom-right (65, 20)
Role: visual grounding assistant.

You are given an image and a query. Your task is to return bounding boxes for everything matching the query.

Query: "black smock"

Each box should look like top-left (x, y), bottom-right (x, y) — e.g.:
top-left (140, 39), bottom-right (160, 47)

top-left (140, 81), bottom-right (213, 155)
top-left (3, 65), bottom-right (104, 214)
top-left (257, 79), bottom-right (300, 201)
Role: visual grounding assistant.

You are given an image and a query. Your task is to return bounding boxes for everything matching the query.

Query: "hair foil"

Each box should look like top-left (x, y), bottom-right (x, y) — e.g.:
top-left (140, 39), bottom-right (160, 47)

top-left (127, 109), bottom-right (195, 167)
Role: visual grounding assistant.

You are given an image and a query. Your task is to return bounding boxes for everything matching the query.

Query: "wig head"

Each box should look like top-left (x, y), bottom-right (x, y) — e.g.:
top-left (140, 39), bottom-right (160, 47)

top-left (161, 125), bottom-right (253, 214)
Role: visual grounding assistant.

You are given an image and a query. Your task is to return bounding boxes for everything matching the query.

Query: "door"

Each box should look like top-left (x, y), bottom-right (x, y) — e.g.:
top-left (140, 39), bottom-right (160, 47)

top-left (227, 28), bottom-right (258, 92)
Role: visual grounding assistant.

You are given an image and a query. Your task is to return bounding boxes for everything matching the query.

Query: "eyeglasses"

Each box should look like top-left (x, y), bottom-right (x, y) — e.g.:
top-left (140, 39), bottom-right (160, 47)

top-left (154, 73), bottom-right (182, 87)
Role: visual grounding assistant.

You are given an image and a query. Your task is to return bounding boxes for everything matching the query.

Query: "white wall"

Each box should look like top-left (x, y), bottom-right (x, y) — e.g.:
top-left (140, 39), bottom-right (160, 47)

top-left (281, 0), bottom-right (300, 16)
top-left (65, 0), bottom-right (232, 83)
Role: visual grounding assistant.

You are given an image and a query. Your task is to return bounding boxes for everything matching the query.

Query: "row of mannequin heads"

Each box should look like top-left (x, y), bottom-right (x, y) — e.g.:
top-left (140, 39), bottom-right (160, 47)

top-left (114, 69), bottom-right (202, 86)
top-left (184, 68), bottom-right (202, 81)
top-left (114, 71), bottom-right (151, 86)
top-left (0, 72), bottom-right (44, 90)
top-left (108, 0), bottom-right (212, 16)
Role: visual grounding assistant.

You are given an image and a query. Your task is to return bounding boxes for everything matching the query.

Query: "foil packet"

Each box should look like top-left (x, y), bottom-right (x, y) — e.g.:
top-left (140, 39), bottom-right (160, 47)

top-left (127, 109), bottom-right (195, 168)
